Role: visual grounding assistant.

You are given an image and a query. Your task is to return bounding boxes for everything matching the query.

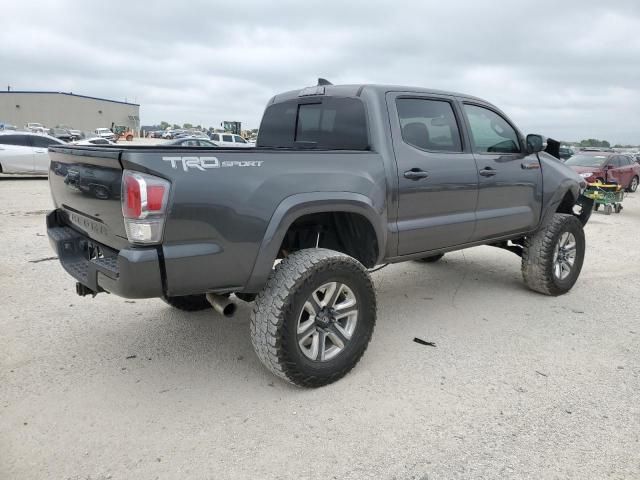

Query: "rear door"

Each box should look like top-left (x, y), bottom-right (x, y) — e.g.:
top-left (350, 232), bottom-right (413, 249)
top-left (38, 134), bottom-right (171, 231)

top-left (613, 155), bottom-right (633, 187)
top-left (461, 102), bottom-right (542, 241)
top-left (221, 134), bottom-right (234, 147)
top-left (31, 135), bottom-right (62, 173)
top-left (0, 134), bottom-right (35, 173)
top-left (388, 92), bottom-right (479, 255)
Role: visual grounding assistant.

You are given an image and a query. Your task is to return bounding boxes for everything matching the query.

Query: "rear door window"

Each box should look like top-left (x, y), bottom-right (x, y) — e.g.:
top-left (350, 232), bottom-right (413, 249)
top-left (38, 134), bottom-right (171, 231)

top-left (463, 104), bottom-right (520, 154)
top-left (31, 136), bottom-right (61, 148)
top-left (258, 97), bottom-right (368, 150)
top-left (222, 135), bottom-right (233, 142)
top-left (0, 134), bottom-right (31, 146)
top-left (396, 98), bottom-right (462, 152)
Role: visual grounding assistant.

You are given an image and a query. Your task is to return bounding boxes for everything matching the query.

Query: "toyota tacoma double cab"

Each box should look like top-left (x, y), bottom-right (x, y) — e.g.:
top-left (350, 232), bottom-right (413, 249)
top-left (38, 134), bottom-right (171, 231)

top-left (46, 81), bottom-right (589, 387)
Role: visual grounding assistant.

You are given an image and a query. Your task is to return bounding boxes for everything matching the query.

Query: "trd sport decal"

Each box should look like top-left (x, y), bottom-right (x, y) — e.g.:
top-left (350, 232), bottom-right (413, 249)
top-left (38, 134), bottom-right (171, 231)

top-left (162, 156), bottom-right (264, 172)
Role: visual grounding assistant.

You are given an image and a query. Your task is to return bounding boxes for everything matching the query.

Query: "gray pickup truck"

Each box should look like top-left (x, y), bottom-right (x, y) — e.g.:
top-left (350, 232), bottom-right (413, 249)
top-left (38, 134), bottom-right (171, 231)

top-left (47, 81), bottom-right (589, 387)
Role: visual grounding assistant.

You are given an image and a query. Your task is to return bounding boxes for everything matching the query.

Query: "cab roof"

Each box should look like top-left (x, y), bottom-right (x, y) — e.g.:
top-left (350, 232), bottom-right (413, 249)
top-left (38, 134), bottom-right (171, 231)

top-left (270, 83), bottom-right (487, 105)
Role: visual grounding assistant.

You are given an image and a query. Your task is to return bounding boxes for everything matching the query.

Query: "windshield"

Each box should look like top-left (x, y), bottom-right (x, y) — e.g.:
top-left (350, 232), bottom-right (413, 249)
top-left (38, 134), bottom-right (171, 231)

top-left (565, 154), bottom-right (607, 167)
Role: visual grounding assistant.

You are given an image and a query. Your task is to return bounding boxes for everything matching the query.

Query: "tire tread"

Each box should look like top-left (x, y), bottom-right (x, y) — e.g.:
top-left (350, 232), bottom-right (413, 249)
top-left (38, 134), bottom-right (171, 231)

top-left (250, 248), bottom-right (376, 387)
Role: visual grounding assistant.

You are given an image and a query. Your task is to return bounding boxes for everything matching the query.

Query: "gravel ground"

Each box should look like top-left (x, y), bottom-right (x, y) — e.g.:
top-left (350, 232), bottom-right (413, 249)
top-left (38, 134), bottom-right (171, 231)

top-left (1, 177), bottom-right (638, 480)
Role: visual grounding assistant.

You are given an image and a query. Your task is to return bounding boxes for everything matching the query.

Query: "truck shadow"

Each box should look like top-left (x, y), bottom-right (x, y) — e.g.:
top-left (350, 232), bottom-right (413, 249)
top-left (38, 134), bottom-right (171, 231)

top-left (89, 253), bottom-right (529, 392)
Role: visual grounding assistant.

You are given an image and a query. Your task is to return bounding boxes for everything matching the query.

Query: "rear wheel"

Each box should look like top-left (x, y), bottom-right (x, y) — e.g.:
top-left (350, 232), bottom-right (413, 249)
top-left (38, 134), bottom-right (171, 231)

top-left (251, 249), bottom-right (376, 387)
top-left (162, 294), bottom-right (211, 311)
top-left (415, 253), bottom-right (445, 263)
top-left (522, 214), bottom-right (585, 296)
top-left (627, 176), bottom-right (638, 193)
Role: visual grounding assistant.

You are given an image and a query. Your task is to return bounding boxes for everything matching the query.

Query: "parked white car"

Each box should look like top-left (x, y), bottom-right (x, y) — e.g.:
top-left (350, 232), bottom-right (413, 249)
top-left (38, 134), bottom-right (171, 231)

top-left (0, 131), bottom-right (65, 175)
top-left (73, 137), bottom-right (115, 146)
top-left (210, 133), bottom-right (254, 148)
top-left (95, 128), bottom-right (116, 141)
top-left (25, 122), bottom-right (45, 132)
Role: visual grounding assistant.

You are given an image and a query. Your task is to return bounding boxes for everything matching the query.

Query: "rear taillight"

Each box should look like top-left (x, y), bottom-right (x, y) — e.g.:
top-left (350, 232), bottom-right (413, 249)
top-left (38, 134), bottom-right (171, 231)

top-left (121, 170), bottom-right (170, 244)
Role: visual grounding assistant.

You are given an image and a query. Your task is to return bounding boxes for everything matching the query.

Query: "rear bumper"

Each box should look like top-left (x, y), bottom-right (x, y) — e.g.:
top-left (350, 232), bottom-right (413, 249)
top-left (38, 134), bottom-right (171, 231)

top-left (47, 210), bottom-right (164, 298)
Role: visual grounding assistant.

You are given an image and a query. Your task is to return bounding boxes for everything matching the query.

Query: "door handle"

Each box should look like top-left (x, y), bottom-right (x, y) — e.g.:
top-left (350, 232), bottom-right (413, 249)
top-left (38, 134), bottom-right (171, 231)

top-left (479, 167), bottom-right (497, 177)
top-left (404, 168), bottom-right (429, 180)
top-left (521, 162), bottom-right (540, 170)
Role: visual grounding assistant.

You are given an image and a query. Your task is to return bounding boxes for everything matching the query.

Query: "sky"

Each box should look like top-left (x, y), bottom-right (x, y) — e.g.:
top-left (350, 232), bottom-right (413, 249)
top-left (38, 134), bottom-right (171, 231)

top-left (1, 0), bottom-right (639, 144)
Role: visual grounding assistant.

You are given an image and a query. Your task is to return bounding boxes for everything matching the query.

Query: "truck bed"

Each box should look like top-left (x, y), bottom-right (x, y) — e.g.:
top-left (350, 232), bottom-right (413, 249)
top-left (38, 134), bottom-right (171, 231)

top-left (47, 144), bottom-right (386, 297)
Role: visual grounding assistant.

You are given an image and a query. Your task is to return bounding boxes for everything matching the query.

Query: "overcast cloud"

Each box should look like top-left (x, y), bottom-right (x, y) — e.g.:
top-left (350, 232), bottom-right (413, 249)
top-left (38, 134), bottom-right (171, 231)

top-left (2, 0), bottom-right (639, 143)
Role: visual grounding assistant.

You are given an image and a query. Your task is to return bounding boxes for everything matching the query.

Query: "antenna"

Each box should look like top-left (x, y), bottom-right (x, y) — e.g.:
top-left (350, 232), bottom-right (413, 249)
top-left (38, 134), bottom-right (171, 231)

top-left (317, 78), bottom-right (333, 86)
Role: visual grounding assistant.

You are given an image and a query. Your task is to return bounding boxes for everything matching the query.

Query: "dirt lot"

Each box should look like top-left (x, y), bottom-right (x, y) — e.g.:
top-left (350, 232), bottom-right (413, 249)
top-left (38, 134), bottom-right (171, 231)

top-left (1, 177), bottom-right (639, 479)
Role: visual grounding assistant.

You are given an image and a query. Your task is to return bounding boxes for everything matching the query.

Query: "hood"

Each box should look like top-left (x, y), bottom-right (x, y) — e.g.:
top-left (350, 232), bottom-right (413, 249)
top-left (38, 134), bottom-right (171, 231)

top-left (568, 165), bottom-right (603, 174)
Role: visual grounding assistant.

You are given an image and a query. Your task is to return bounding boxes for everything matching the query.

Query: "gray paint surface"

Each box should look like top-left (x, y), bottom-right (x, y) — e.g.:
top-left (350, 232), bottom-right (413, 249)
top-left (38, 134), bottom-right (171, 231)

top-left (47, 84), bottom-right (584, 298)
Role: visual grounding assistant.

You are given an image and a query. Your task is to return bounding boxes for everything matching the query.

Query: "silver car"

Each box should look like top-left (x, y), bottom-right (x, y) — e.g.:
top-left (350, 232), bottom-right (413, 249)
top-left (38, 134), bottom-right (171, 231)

top-left (0, 131), bottom-right (65, 175)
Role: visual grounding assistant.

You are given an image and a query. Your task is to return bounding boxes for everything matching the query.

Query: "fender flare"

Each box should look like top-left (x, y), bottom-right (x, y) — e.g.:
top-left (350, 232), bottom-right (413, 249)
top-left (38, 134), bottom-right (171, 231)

top-left (539, 181), bottom-right (581, 229)
top-left (244, 192), bottom-right (386, 292)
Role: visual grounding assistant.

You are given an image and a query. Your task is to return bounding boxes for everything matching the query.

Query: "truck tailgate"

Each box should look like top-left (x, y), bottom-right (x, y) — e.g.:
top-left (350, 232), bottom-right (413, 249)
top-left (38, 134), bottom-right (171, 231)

top-left (48, 146), bottom-right (129, 250)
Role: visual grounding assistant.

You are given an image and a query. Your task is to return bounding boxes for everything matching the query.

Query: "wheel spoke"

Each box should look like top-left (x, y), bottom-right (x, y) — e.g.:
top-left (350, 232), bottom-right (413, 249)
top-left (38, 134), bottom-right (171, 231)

top-left (304, 331), bottom-right (319, 360)
top-left (328, 323), bottom-right (349, 347)
top-left (334, 303), bottom-right (358, 320)
top-left (313, 282), bottom-right (337, 309)
top-left (317, 331), bottom-right (327, 361)
top-left (327, 282), bottom-right (344, 308)
top-left (297, 302), bottom-right (317, 335)
top-left (554, 261), bottom-right (562, 279)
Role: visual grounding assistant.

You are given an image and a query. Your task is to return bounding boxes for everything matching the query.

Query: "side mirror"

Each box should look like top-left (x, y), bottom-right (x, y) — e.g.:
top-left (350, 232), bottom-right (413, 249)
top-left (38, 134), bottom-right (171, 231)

top-left (526, 134), bottom-right (546, 154)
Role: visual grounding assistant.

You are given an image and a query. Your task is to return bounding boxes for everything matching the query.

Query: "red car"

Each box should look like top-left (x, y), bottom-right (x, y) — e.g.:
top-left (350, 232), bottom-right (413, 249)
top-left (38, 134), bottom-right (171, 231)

top-left (565, 152), bottom-right (640, 192)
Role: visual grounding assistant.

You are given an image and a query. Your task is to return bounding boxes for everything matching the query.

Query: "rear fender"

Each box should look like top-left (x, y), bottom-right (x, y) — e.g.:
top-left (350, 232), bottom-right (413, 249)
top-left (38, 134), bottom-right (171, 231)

top-left (244, 192), bottom-right (386, 292)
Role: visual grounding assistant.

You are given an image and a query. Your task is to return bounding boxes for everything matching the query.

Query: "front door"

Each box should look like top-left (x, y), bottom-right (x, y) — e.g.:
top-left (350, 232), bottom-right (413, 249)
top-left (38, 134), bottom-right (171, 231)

top-left (387, 93), bottom-right (479, 255)
top-left (461, 103), bottom-right (542, 241)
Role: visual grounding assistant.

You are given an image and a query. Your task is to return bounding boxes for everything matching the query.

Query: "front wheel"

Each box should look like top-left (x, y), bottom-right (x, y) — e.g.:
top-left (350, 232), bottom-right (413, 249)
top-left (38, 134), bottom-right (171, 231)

top-left (250, 249), bottom-right (376, 387)
top-left (627, 176), bottom-right (638, 193)
top-left (522, 213), bottom-right (585, 296)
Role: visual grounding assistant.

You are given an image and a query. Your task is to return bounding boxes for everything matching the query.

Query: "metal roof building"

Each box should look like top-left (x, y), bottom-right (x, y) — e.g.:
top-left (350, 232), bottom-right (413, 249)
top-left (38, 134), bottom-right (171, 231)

top-left (0, 91), bottom-right (140, 133)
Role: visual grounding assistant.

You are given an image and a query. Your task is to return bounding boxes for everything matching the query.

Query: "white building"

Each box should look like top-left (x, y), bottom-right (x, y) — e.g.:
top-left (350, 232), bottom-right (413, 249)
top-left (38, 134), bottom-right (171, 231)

top-left (0, 91), bottom-right (140, 133)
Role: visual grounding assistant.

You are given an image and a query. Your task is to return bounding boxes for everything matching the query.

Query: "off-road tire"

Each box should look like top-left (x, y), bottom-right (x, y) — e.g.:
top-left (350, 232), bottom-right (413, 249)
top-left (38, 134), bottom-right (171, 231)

top-left (415, 253), bottom-right (445, 263)
top-left (250, 248), bottom-right (376, 388)
top-left (162, 294), bottom-right (211, 311)
top-left (522, 213), bottom-right (585, 296)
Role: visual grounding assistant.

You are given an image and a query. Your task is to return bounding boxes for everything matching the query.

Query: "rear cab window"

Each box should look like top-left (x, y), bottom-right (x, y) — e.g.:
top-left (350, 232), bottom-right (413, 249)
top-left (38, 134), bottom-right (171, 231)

top-left (257, 97), bottom-right (369, 150)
